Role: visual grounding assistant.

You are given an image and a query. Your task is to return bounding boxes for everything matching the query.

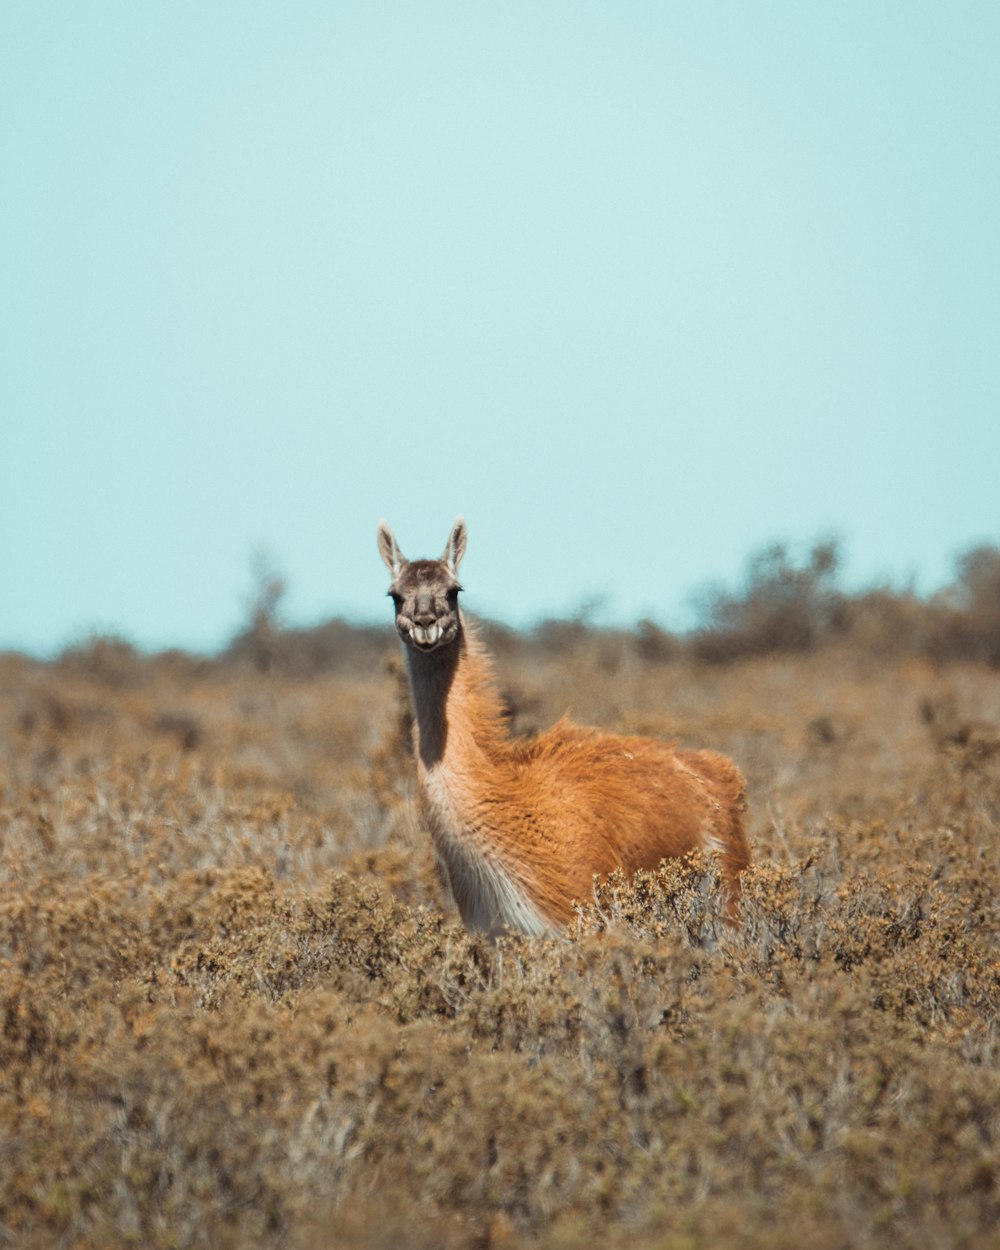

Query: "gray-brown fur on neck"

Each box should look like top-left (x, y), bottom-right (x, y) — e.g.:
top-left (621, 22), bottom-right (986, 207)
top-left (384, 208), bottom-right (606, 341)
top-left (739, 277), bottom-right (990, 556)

top-left (403, 619), bottom-right (463, 768)
top-left (377, 516), bottom-right (469, 768)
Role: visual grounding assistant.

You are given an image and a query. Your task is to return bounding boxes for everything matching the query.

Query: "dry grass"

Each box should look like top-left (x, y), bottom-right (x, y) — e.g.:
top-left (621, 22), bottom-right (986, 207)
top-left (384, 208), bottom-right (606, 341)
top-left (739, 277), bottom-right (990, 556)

top-left (1, 630), bottom-right (998, 1249)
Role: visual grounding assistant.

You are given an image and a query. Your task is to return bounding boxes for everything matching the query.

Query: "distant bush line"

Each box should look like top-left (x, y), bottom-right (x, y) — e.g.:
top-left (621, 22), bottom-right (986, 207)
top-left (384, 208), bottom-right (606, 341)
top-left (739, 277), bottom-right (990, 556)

top-left (687, 539), bottom-right (1000, 666)
top-left (50, 539), bottom-right (1000, 678)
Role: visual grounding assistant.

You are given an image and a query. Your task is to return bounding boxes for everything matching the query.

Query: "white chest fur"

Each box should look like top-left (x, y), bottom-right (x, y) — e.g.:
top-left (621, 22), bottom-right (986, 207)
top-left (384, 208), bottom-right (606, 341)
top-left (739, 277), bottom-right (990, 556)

top-left (419, 764), bottom-right (553, 937)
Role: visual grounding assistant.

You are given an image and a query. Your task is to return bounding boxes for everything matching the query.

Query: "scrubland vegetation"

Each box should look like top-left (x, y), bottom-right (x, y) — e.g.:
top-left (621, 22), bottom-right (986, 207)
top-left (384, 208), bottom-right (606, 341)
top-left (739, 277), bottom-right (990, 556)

top-left (1, 543), bottom-right (998, 1248)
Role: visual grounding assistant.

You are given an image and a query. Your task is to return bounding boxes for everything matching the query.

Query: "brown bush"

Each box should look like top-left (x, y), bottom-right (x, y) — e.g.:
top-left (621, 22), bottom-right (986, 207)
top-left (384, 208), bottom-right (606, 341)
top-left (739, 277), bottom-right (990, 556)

top-left (689, 539), bottom-right (1000, 668)
top-left (691, 539), bottom-right (845, 661)
top-left (925, 545), bottom-right (1000, 667)
top-left (0, 629), bottom-right (998, 1249)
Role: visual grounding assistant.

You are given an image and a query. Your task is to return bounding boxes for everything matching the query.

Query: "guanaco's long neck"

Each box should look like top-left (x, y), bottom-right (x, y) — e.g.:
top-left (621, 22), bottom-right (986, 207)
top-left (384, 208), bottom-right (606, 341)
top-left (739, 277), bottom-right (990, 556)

top-left (403, 620), bottom-right (508, 777)
top-left (404, 620), bottom-right (555, 936)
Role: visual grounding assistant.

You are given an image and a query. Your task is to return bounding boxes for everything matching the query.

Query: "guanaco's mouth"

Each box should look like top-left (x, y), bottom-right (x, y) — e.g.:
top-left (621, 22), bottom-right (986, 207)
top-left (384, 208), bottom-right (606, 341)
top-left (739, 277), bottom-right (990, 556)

top-left (401, 620), bottom-right (456, 651)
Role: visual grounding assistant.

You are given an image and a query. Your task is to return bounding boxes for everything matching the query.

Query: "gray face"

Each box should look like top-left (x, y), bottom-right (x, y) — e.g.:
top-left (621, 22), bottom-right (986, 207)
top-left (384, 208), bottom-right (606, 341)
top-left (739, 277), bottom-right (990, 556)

top-left (377, 517), bottom-right (467, 653)
top-left (388, 559), bottom-right (462, 652)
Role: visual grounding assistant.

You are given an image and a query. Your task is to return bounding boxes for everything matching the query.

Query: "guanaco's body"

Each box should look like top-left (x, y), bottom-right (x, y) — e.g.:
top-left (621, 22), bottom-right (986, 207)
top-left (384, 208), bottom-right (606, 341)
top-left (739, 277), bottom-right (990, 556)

top-left (378, 517), bottom-right (749, 936)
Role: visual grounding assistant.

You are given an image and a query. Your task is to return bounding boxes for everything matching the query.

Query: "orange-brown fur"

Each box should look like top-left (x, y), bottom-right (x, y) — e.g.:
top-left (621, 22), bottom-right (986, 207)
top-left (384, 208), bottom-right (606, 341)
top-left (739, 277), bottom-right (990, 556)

top-left (418, 625), bottom-right (748, 930)
top-left (378, 517), bottom-right (750, 936)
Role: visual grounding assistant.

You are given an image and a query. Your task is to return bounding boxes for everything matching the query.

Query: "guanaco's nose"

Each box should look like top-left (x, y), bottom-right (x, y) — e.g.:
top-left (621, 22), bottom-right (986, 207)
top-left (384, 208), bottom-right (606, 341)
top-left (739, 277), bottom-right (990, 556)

top-left (414, 612), bottom-right (437, 628)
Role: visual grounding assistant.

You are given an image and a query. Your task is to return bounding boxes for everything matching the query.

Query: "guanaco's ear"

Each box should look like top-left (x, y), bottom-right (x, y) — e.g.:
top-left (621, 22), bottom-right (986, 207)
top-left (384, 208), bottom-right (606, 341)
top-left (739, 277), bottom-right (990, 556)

top-left (442, 515), bottom-right (467, 574)
top-left (377, 520), bottom-right (405, 578)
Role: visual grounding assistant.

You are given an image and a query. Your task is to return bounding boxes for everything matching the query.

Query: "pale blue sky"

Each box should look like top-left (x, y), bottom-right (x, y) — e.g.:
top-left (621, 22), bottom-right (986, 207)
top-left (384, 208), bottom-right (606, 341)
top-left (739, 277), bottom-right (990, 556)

top-left (2, 3), bottom-right (998, 653)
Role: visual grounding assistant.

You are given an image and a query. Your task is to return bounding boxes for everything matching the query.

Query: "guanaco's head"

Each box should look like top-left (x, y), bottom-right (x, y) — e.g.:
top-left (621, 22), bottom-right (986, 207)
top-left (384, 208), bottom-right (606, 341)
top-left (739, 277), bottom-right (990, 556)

top-left (377, 516), bottom-right (467, 653)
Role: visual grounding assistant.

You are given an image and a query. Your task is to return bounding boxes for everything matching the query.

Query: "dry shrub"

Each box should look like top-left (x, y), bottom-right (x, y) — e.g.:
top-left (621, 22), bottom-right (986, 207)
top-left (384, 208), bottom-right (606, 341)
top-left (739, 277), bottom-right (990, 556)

top-left (926, 545), bottom-right (1000, 667)
top-left (691, 539), bottom-right (845, 661)
top-left (0, 633), bottom-right (998, 1249)
top-left (690, 539), bottom-right (1000, 668)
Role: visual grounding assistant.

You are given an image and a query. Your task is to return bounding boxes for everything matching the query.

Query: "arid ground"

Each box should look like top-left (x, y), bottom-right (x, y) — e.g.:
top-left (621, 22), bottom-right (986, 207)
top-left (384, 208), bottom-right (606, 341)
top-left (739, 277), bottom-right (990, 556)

top-left (1, 584), bottom-right (998, 1247)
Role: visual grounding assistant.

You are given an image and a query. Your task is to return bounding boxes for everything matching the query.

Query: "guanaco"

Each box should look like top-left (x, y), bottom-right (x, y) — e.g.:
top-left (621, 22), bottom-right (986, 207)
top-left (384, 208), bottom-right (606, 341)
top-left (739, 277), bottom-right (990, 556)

top-left (377, 516), bottom-right (750, 936)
